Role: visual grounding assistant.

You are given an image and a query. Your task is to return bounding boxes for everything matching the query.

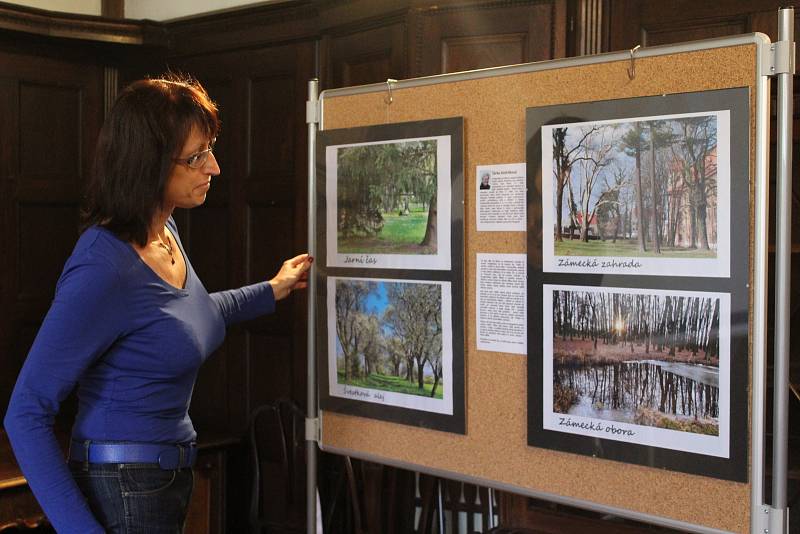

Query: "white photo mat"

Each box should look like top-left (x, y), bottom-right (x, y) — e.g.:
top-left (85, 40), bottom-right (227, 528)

top-left (541, 110), bottom-right (731, 278)
top-left (542, 284), bottom-right (731, 458)
top-left (327, 276), bottom-right (454, 415)
top-left (326, 135), bottom-right (452, 270)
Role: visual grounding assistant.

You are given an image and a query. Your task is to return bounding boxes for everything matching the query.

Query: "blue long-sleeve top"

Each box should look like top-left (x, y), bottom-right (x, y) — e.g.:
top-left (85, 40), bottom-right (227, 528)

top-left (3, 218), bottom-right (275, 533)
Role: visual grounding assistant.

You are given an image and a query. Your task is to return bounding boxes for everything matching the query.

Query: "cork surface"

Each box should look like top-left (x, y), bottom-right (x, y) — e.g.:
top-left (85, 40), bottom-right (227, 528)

top-left (320, 44), bottom-right (758, 533)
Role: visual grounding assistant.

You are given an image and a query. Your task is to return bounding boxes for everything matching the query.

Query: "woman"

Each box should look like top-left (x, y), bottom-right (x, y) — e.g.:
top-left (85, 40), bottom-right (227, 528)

top-left (3, 75), bottom-right (312, 533)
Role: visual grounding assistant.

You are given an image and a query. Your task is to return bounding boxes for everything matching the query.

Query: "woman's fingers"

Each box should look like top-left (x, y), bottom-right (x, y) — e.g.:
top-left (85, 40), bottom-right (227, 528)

top-left (289, 253), bottom-right (312, 267)
top-left (270, 253), bottom-right (313, 300)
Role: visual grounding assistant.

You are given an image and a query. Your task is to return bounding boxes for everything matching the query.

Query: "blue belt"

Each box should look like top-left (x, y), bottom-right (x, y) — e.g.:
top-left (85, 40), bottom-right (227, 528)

top-left (69, 440), bottom-right (197, 470)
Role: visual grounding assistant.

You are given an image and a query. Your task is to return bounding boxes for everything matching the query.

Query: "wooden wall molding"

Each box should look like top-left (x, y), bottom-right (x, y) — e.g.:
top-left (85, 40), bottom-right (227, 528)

top-left (166, 1), bottom-right (319, 58)
top-left (319, 8), bottom-right (407, 37)
top-left (0, 1), bottom-right (167, 46)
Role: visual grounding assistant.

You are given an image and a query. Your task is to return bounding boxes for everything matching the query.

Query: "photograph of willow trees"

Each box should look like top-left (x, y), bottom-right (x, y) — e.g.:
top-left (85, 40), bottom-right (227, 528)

top-left (337, 139), bottom-right (438, 255)
top-left (550, 113), bottom-right (719, 258)
top-left (551, 287), bottom-right (723, 435)
top-left (334, 279), bottom-right (445, 399)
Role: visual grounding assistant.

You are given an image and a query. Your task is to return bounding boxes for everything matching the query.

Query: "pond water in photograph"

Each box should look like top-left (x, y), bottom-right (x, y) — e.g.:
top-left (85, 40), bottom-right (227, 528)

top-left (555, 359), bottom-right (719, 426)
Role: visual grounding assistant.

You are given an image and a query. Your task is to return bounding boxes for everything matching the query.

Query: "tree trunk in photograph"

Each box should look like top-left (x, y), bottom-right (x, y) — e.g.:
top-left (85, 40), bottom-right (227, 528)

top-left (554, 128), bottom-right (567, 243)
top-left (416, 358), bottom-right (426, 390)
top-left (634, 142), bottom-right (647, 253)
top-left (648, 124), bottom-right (662, 254)
top-left (707, 299), bottom-right (720, 361)
top-left (567, 179), bottom-right (579, 240)
top-left (696, 185), bottom-right (710, 250)
top-left (420, 190), bottom-right (437, 247)
top-left (669, 192), bottom-right (681, 248)
top-left (556, 180), bottom-right (565, 242)
top-left (429, 366), bottom-right (440, 398)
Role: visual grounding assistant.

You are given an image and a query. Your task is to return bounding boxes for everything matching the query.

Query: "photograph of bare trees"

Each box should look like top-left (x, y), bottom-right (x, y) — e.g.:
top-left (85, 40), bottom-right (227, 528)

top-left (327, 277), bottom-right (453, 415)
top-left (543, 285), bottom-right (730, 456)
top-left (541, 110), bottom-right (730, 277)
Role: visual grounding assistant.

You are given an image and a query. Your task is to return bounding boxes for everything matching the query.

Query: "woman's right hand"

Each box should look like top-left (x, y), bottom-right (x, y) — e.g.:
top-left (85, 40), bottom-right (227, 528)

top-left (268, 254), bottom-right (313, 300)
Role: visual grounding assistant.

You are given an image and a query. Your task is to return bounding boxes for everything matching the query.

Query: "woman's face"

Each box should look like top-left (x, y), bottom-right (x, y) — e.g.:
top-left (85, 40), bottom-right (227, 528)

top-left (163, 126), bottom-right (220, 210)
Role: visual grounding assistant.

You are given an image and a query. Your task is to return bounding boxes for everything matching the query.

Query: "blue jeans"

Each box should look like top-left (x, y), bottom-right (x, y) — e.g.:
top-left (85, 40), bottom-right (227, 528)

top-left (69, 461), bottom-right (194, 533)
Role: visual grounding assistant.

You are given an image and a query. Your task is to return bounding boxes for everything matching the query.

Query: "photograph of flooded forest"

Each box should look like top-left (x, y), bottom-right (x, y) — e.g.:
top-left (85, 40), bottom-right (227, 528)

top-left (551, 287), bottom-right (727, 437)
top-left (332, 278), bottom-right (448, 403)
top-left (336, 139), bottom-right (439, 255)
top-left (547, 112), bottom-right (724, 259)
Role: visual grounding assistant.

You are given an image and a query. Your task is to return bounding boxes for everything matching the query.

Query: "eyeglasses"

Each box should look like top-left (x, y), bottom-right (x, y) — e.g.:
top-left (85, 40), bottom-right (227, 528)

top-left (173, 139), bottom-right (216, 169)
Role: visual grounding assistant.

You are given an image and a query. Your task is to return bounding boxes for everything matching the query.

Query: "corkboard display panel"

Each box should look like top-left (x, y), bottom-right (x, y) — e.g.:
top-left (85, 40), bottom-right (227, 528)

top-left (318, 42), bottom-right (762, 533)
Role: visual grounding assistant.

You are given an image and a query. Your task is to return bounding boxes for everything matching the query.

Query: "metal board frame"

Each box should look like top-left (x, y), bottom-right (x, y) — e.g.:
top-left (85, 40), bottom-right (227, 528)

top-left (307, 31), bottom-right (777, 534)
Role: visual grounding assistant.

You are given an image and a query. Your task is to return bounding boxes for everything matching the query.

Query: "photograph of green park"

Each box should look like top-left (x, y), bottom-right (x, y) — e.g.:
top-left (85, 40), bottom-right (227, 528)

top-left (334, 278), bottom-right (446, 400)
top-left (336, 139), bottom-right (439, 255)
top-left (548, 112), bottom-right (722, 258)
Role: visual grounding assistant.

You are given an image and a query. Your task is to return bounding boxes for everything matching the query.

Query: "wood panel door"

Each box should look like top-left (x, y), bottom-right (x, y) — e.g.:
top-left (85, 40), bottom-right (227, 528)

top-left (0, 46), bottom-right (104, 424)
top-left (409, 0), bottom-right (568, 76)
top-left (169, 41), bottom-right (315, 532)
top-left (167, 40), bottom-right (315, 433)
top-left (323, 18), bottom-right (407, 89)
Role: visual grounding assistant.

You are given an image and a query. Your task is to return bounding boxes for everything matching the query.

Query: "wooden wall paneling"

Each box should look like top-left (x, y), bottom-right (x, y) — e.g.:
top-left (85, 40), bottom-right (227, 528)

top-left (326, 20), bottom-right (407, 89)
top-left (409, 0), bottom-right (567, 76)
top-left (569, 0), bottom-right (609, 56)
top-left (101, 0), bottom-right (124, 19)
top-left (177, 76), bottom-right (240, 434)
top-left (0, 47), bottom-right (103, 422)
top-left (168, 39), bottom-right (314, 532)
top-left (441, 32), bottom-right (528, 74)
top-left (165, 2), bottom-right (318, 58)
top-left (0, 77), bottom-right (19, 418)
top-left (607, 0), bottom-right (798, 52)
top-left (160, 55), bottom-right (260, 435)
top-left (167, 39), bottom-right (315, 423)
top-left (0, 2), bottom-right (167, 46)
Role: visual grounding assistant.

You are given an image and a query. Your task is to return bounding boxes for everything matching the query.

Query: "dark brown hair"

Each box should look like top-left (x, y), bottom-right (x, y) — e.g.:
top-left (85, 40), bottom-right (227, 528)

top-left (82, 73), bottom-right (220, 246)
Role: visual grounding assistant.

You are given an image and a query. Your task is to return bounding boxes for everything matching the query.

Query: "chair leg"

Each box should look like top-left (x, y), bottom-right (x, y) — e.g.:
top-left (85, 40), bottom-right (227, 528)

top-left (344, 456), bottom-right (363, 534)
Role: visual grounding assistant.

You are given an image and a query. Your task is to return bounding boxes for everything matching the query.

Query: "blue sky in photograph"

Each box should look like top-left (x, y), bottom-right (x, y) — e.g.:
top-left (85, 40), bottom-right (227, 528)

top-left (364, 282), bottom-right (389, 314)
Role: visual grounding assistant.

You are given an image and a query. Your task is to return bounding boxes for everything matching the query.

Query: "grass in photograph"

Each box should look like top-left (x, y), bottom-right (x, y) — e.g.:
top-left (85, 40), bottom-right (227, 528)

top-left (554, 238), bottom-right (717, 258)
top-left (338, 370), bottom-right (444, 399)
top-left (634, 408), bottom-right (719, 436)
top-left (339, 211), bottom-right (433, 254)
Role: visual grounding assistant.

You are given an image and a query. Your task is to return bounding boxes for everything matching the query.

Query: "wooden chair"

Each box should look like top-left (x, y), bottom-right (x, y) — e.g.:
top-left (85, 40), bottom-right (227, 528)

top-left (247, 399), bottom-right (305, 534)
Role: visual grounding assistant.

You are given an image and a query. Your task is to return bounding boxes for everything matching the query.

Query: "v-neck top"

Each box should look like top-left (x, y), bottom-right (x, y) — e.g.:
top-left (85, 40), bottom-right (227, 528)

top-left (3, 217), bottom-right (275, 533)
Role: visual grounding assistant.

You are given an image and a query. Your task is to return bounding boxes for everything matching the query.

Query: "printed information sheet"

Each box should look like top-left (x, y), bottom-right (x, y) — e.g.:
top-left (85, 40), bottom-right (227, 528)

top-left (476, 253), bottom-right (527, 354)
top-left (476, 163), bottom-right (526, 231)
